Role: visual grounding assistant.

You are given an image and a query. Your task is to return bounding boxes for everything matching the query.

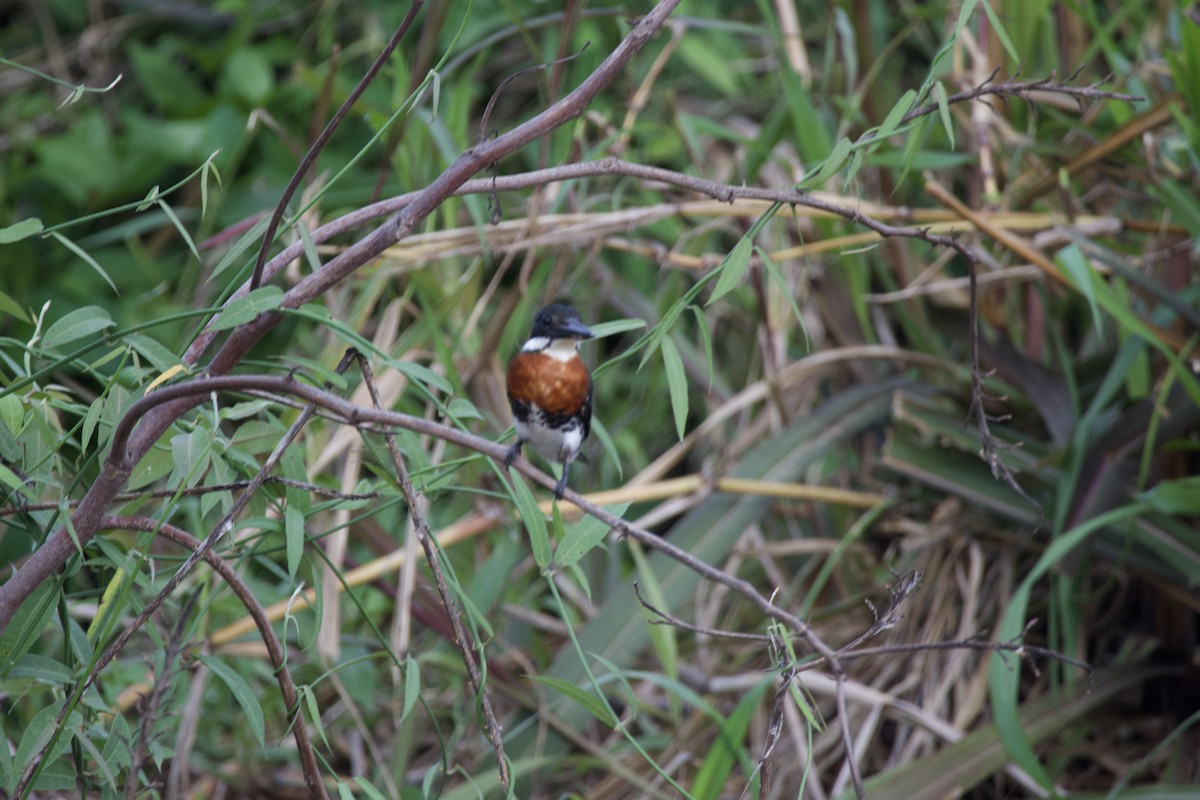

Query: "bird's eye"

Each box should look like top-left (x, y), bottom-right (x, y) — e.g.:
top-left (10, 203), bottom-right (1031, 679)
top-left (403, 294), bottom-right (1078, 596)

top-left (539, 313), bottom-right (551, 325)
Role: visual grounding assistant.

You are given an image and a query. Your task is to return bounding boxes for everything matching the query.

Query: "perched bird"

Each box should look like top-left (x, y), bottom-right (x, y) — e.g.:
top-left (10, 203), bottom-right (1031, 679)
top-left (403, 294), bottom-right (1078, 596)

top-left (505, 303), bottom-right (594, 499)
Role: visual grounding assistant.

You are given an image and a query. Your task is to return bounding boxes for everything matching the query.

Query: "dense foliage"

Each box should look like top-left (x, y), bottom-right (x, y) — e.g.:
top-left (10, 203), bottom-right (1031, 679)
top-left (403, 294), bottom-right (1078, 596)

top-left (1, 1), bottom-right (1197, 798)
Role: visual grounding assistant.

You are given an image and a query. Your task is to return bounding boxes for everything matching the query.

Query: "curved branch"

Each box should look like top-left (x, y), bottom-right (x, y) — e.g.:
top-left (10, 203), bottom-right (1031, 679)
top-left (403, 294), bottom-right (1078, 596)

top-left (16, 515), bottom-right (328, 799)
top-left (0, 0), bottom-right (683, 636)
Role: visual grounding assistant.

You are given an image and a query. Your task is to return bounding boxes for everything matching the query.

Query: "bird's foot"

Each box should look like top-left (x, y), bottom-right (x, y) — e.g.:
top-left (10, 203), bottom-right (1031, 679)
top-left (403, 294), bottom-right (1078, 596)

top-left (504, 441), bottom-right (522, 468)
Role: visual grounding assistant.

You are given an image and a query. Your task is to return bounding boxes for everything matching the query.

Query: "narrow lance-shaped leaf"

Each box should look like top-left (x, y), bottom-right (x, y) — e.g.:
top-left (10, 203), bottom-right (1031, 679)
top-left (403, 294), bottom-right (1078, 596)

top-left (660, 336), bottom-right (689, 441)
top-left (706, 236), bottom-right (753, 306)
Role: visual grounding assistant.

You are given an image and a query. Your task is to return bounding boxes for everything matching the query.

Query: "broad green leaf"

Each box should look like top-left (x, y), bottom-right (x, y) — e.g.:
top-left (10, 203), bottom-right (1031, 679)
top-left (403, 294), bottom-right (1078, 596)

top-left (706, 237), bottom-right (753, 306)
top-left (1141, 477), bottom-right (1200, 515)
top-left (660, 336), bottom-right (688, 440)
top-left (445, 396), bottom-right (483, 421)
top-left (170, 428), bottom-right (210, 485)
top-left (693, 678), bottom-right (772, 800)
top-left (509, 470), bottom-right (550, 568)
top-left (210, 286), bottom-right (285, 331)
top-left (390, 360), bottom-right (454, 395)
top-left (0, 217), bottom-right (43, 243)
top-left (0, 290), bottom-right (28, 321)
top-left (278, 354), bottom-right (349, 390)
top-left (0, 394), bottom-right (23, 436)
top-left (0, 579), bottom-right (59, 675)
top-left (197, 655), bottom-right (266, 747)
top-left (527, 676), bottom-right (618, 726)
top-left (125, 333), bottom-right (182, 373)
top-left (42, 306), bottom-right (115, 350)
top-left (556, 503), bottom-right (628, 569)
top-left (14, 705), bottom-right (82, 788)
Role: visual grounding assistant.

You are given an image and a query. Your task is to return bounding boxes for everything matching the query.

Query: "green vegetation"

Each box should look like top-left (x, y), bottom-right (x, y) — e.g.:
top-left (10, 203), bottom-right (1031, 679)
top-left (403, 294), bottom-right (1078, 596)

top-left (1, 1), bottom-right (1197, 798)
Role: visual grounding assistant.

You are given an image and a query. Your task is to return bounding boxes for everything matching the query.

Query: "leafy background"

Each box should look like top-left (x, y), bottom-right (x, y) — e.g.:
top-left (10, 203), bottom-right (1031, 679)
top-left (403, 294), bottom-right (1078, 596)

top-left (1, 0), bottom-right (1198, 798)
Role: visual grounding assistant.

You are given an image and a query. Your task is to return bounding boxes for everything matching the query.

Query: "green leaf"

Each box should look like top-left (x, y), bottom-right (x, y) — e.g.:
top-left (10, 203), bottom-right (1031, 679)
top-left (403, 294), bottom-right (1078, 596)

top-left (0, 217), bottom-right (43, 243)
top-left (41, 305), bottom-right (115, 350)
top-left (0, 394), bottom-right (23, 436)
top-left (170, 428), bottom-right (211, 486)
top-left (706, 237), bottom-right (753, 307)
top-left (14, 705), bottom-right (81, 787)
top-left (693, 678), bottom-right (773, 800)
top-left (210, 216), bottom-right (270, 281)
top-left (401, 654), bottom-right (421, 722)
top-left (556, 503), bottom-right (628, 569)
top-left (877, 89), bottom-right (917, 139)
top-left (589, 416), bottom-right (622, 482)
top-left (211, 286), bottom-right (285, 331)
top-left (660, 336), bottom-right (689, 440)
top-left (805, 135), bottom-right (853, 188)
top-left (990, 503), bottom-right (1149, 790)
top-left (49, 232), bottom-right (118, 293)
top-left (125, 333), bottom-right (182, 373)
top-left (689, 305), bottom-right (715, 389)
top-left (0, 290), bottom-right (28, 322)
top-left (896, 115), bottom-right (930, 186)
top-left (1141, 477), bottom-right (1200, 515)
top-left (156, 198), bottom-right (201, 261)
top-left (637, 296), bottom-right (689, 369)
top-left (979, 0), bottom-right (1020, 61)
top-left (589, 317), bottom-right (647, 339)
top-left (353, 778), bottom-right (389, 800)
top-left (0, 579), bottom-right (59, 676)
top-left (509, 469), bottom-right (550, 568)
top-left (1055, 245), bottom-right (1102, 334)
top-left (285, 505), bottom-right (305, 579)
top-left (390, 360), bottom-right (454, 395)
top-left (934, 81), bottom-right (955, 146)
top-left (0, 462), bottom-right (34, 501)
top-left (444, 396), bottom-right (483, 421)
top-left (224, 47), bottom-right (274, 105)
top-left (527, 675), bottom-right (618, 726)
top-left (197, 655), bottom-right (266, 747)
top-left (757, 246), bottom-right (808, 347)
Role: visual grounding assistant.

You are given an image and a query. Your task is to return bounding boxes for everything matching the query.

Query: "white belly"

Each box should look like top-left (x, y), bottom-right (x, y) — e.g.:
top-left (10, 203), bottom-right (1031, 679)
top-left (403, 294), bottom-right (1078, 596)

top-left (515, 416), bottom-right (584, 464)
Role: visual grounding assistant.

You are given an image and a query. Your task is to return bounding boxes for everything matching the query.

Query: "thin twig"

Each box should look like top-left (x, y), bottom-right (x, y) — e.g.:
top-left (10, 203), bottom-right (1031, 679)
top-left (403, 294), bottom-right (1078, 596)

top-left (0, 476), bottom-right (377, 516)
top-left (353, 352), bottom-right (513, 792)
top-left (104, 515), bottom-right (325, 797)
top-left (125, 588), bottom-right (201, 800)
top-left (248, 2), bottom-right (424, 291)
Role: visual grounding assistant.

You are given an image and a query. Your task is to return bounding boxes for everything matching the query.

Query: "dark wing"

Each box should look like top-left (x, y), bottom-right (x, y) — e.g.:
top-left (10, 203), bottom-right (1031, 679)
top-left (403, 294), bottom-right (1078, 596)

top-left (581, 377), bottom-right (592, 441)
